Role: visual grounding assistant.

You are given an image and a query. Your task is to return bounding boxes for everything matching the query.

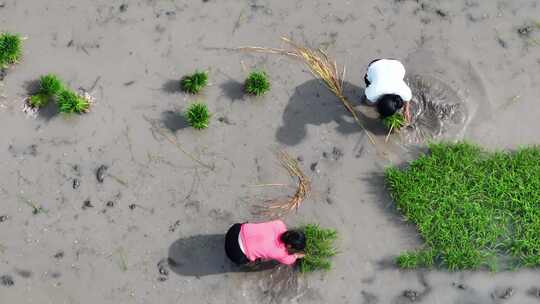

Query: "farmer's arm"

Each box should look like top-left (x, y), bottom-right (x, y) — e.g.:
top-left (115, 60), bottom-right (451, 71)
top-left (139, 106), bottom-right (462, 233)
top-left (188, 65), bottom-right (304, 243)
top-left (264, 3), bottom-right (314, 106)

top-left (278, 253), bottom-right (299, 265)
top-left (404, 102), bottom-right (411, 123)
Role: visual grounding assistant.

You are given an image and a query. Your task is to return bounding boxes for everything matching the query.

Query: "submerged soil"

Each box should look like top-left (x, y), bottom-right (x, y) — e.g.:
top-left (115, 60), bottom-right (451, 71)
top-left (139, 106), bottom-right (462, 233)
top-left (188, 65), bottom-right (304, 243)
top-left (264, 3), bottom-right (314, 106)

top-left (1, 0), bottom-right (540, 304)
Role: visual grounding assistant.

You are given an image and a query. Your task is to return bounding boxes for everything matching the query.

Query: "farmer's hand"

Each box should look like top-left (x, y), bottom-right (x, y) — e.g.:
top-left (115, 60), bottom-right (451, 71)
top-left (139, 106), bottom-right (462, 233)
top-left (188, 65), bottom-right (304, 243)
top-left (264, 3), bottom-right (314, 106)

top-left (295, 253), bottom-right (305, 259)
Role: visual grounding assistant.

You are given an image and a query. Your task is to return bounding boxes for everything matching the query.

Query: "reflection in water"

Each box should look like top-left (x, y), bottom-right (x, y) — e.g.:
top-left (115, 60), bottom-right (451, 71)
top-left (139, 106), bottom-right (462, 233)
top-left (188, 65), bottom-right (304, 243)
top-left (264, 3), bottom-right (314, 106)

top-left (398, 74), bottom-right (469, 145)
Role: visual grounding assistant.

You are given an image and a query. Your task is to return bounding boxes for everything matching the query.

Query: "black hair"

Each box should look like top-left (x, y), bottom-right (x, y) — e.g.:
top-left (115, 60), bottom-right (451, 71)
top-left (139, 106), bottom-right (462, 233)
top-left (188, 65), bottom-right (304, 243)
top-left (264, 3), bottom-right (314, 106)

top-left (376, 94), bottom-right (404, 118)
top-left (280, 230), bottom-right (306, 251)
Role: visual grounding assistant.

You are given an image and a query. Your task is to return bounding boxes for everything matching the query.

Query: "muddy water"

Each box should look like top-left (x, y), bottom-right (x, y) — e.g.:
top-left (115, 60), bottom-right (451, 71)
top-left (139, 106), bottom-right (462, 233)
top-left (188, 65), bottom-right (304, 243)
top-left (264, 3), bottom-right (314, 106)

top-left (387, 49), bottom-right (492, 147)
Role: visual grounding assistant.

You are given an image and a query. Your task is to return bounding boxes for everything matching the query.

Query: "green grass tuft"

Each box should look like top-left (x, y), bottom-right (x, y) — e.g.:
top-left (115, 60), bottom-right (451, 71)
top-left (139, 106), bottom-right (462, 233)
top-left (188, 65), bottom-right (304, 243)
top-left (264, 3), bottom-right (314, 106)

top-left (180, 71), bottom-right (208, 94)
top-left (185, 102), bottom-right (211, 130)
top-left (299, 224), bottom-right (338, 273)
top-left (244, 70), bottom-right (270, 96)
top-left (0, 32), bottom-right (22, 67)
top-left (382, 113), bottom-right (406, 131)
top-left (57, 90), bottom-right (89, 114)
top-left (28, 93), bottom-right (50, 108)
top-left (386, 142), bottom-right (540, 271)
top-left (39, 74), bottom-right (64, 97)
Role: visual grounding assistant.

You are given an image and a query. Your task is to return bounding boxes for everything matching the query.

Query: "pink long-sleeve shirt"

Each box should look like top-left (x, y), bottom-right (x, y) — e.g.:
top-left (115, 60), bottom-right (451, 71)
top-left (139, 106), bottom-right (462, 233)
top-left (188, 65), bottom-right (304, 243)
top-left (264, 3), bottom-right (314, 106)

top-left (240, 220), bottom-right (298, 265)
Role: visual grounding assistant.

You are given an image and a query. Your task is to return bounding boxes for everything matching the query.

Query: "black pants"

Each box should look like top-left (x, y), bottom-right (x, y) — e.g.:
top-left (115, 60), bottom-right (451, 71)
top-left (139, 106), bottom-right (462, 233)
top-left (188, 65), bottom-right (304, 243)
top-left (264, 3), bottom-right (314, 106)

top-left (225, 223), bottom-right (249, 265)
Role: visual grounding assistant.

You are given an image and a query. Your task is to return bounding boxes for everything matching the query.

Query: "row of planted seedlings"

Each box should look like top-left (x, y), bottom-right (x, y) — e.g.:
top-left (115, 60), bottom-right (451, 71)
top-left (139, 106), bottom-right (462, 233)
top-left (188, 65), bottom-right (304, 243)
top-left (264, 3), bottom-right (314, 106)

top-left (178, 70), bottom-right (270, 129)
top-left (0, 32), bottom-right (94, 117)
top-left (23, 74), bottom-right (94, 117)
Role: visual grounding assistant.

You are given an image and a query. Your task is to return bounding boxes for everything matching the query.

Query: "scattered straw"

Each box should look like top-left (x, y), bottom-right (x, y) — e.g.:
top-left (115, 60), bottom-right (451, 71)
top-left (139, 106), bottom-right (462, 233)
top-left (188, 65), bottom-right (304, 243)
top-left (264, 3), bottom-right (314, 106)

top-left (252, 150), bottom-right (311, 218)
top-left (239, 37), bottom-right (376, 146)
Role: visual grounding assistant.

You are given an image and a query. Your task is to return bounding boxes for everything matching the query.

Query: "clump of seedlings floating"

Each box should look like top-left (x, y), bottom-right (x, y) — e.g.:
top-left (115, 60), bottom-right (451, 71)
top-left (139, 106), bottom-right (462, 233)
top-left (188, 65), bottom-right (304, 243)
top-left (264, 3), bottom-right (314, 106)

top-left (184, 102), bottom-right (211, 130)
top-left (244, 70), bottom-right (270, 96)
top-left (299, 224), bottom-right (338, 273)
top-left (0, 32), bottom-right (22, 68)
top-left (386, 142), bottom-right (540, 271)
top-left (180, 71), bottom-right (208, 94)
top-left (252, 150), bottom-right (311, 218)
top-left (23, 74), bottom-right (94, 117)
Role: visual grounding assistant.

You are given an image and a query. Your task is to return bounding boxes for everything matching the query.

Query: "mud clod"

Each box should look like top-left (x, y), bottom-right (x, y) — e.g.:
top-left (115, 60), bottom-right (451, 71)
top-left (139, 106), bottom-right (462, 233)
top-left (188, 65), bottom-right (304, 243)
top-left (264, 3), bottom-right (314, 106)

top-left (119, 4), bottom-right (128, 12)
top-left (491, 287), bottom-right (514, 300)
top-left (332, 147), bottom-right (343, 160)
top-left (0, 215), bottom-right (8, 222)
top-left (53, 251), bottom-right (64, 259)
top-left (310, 162), bottom-right (318, 171)
top-left (517, 25), bottom-right (534, 37)
top-left (128, 204), bottom-right (136, 210)
top-left (0, 275), bottom-right (14, 287)
top-left (106, 201), bottom-right (115, 207)
top-left (82, 200), bottom-right (93, 209)
top-left (403, 289), bottom-right (419, 301)
top-left (72, 178), bottom-right (80, 189)
top-left (96, 165), bottom-right (108, 183)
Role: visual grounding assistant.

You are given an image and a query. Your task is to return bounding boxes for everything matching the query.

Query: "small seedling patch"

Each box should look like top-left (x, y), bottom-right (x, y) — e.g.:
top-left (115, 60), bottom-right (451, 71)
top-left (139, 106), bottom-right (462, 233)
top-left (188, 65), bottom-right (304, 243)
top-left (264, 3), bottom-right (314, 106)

top-left (299, 224), bottom-right (338, 273)
top-left (185, 102), bottom-right (211, 130)
top-left (0, 32), bottom-right (22, 67)
top-left (244, 70), bottom-right (270, 96)
top-left (180, 71), bottom-right (208, 94)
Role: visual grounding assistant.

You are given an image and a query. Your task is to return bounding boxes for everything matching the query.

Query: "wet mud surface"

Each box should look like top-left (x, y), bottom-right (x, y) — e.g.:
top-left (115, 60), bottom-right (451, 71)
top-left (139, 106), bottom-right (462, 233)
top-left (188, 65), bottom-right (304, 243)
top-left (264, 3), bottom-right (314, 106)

top-left (1, 0), bottom-right (540, 303)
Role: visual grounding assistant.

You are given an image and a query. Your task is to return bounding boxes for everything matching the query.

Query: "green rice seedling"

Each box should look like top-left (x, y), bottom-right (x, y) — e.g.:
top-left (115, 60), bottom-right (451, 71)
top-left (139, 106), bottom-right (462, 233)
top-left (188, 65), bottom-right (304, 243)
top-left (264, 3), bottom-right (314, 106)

top-left (299, 224), bottom-right (338, 273)
top-left (180, 71), bottom-right (208, 94)
top-left (39, 74), bottom-right (64, 97)
top-left (0, 32), bottom-right (22, 67)
top-left (244, 70), bottom-right (270, 96)
top-left (28, 94), bottom-right (49, 108)
top-left (386, 142), bottom-right (540, 271)
top-left (185, 102), bottom-right (211, 130)
top-left (57, 90), bottom-right (90, 114)
top-left (382, 113), bottom-right (406, 131)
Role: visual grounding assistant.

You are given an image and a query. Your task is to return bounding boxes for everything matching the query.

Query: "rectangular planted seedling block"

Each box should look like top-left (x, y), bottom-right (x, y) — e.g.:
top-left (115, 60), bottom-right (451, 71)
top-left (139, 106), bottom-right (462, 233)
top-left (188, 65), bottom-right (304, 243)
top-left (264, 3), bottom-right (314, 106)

top-left (385, 142), bottom-right (540, 271)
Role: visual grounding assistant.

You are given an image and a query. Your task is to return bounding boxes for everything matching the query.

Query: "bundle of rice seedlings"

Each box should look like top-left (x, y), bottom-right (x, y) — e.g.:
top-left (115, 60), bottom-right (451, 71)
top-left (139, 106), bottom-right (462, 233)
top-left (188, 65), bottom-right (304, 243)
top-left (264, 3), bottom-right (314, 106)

top-left (0, 32), bottom-right (22, 67)
top-left (252, 150), bottom-right (311, 218)
top-left (239, 37), bottom-right (375, 146)
top-left (299, 224), bottom-right (338, 273)
top-left (382, 113), bottom-right (406, 141)
top-left (244, 70), bottom-right (270, 96)
top-left (57, 90), bottom-right (90, 114)
top-left (180, 71), bottom-right (208, 94)
top-left (185, 102), bottom-right (211, 130)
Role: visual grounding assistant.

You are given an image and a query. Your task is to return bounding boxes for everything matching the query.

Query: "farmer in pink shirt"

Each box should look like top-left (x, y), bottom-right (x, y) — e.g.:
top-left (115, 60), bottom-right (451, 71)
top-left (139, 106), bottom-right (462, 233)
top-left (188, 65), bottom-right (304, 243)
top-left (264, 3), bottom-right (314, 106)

top-left (225, 220), bottom-right (305, 266)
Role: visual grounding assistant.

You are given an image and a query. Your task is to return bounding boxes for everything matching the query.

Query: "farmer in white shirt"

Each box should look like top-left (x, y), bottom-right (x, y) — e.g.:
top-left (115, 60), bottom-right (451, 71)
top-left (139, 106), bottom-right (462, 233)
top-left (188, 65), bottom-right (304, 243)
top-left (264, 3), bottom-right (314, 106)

top-left (364, 59), bottom-right (412, 122)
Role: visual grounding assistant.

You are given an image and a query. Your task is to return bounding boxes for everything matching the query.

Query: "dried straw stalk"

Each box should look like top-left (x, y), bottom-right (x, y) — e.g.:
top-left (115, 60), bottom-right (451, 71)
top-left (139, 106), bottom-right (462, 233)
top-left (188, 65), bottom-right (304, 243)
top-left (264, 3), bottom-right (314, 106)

top-left (239, 37), bottom-right (376, 146)
top-left (252, 151), bottom-right (311, 218)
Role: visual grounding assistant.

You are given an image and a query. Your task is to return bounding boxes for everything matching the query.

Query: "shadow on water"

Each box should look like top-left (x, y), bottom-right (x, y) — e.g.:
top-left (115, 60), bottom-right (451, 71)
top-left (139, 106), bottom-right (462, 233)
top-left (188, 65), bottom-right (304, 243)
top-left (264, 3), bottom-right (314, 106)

top-left (220, 79), bottom-right (245, 102)
top-left (161, 110), bottom-right (189, 132)
top-left (276, 79), bottom-right (387, 146)
top-left (24, 79), bottom-right (59, 121)
top-left (162, 79), bottom-right (181, 94)
top-left (359, 168), bottom-right (427, 270)
top-left (168, 234), bottom-right (276, 277)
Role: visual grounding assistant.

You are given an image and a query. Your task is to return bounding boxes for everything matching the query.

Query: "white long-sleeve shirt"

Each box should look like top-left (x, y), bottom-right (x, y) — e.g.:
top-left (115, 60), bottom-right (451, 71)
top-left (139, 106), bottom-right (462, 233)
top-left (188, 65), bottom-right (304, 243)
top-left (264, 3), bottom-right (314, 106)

top-left (365, 59), bottom-right (412, 104)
